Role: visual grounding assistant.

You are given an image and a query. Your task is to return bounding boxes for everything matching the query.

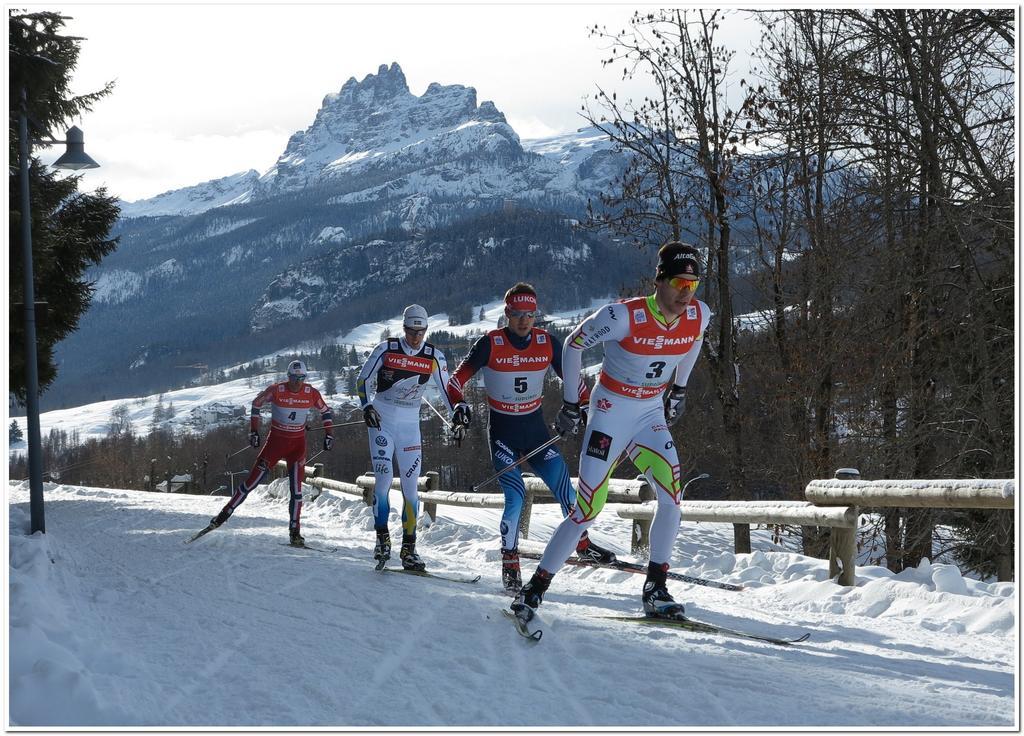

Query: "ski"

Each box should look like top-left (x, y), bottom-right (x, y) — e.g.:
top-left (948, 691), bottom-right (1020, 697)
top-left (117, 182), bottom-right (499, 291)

top-left (520, 552), bottom-right (744, 592)
top-left (503, 608), bottom-right (543, 641)
top-left (184, 524), bottom-right (218, 544)
top-left (600, 615), bottom-right (810, 646)
top-left (278, 542), bottom-right (336, 553)
top-left (377, 567), bottom-right (481, 585)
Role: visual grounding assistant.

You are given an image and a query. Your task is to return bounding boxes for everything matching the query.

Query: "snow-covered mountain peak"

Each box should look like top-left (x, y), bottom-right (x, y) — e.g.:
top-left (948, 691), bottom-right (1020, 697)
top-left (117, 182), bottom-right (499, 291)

top-left (335, 61), bottom-right (410, 103)
top-left (255, 61), bottom-right (520, 196)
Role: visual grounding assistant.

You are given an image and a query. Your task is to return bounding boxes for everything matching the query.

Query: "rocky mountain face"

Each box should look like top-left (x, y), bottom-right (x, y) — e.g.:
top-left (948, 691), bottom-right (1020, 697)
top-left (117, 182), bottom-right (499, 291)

top-left (49, 63), bottom-right (640, 409)
top-left (255, 63), bottom-right (522, 197)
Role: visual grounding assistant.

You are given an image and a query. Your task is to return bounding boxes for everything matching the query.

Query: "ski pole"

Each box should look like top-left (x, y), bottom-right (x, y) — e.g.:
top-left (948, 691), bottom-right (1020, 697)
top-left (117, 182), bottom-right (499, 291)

top-left (421, 398), bottom-right (452, 427)
top-left (226, 445), bottom-right (251, 460)
top-left (306, 420), bottom-right (364, 432)
top-left (469, 434), bottom-right (563, 492)
top-left (305, 449), bottom-right (326, 466)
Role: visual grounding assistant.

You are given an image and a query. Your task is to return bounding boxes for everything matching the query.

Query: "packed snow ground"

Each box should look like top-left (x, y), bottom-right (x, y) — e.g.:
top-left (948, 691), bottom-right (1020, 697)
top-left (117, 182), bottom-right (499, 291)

top-left (8, 480), bottom-right (1016, 728)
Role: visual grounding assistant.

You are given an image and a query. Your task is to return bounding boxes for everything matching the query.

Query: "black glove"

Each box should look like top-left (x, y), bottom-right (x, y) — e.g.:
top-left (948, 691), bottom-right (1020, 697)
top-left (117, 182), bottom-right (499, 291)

top-left (451, 403), bottom-right (471, 443)
top-left (364, 405), bottom-right (382, 430)
top-left (554, 401), bottom-right (582, 436)
top-left (249, 430), bottom-right (261, 448)
top-left (580, 403), bottom-right (589, 428)
top-left (665, 385), bottom-right (687, 427)
top-left (323, 434), bottom-right (334, 451)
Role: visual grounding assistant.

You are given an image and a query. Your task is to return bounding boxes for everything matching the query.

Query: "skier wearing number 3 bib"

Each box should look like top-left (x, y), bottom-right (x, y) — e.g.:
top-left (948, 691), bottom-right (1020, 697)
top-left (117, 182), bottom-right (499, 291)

top-left (512, 242), bottom-right (710, 623)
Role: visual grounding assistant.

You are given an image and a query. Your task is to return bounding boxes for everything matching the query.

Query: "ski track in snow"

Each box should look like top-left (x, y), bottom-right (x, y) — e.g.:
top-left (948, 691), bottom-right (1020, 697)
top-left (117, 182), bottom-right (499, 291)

top-left (7, 480), bottom-right (1017, 727)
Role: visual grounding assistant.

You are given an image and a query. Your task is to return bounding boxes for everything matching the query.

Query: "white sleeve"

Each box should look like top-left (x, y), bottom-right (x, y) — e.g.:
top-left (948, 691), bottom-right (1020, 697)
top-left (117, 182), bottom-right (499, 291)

top-left (357, 342), bottom-right (388, 406)
top-left (562, 303), bottom-right (630, 403)
top-left (431, 349), bottom-right (455, 414)
top-left (672, 302), bottom-right (712, 388)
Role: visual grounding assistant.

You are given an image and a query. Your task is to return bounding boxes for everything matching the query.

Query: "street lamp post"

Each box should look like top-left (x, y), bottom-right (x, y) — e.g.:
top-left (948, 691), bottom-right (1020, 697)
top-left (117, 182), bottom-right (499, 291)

top-left (18, 85), bottom-right (99, 534)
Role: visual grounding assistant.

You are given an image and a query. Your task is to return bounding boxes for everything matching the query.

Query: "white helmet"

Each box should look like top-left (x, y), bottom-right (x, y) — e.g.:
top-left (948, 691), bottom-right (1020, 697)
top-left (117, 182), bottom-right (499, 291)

top-left (287, 360), bottom-right (307, 379)
top-left (403, 304), bottom-right (429, 330)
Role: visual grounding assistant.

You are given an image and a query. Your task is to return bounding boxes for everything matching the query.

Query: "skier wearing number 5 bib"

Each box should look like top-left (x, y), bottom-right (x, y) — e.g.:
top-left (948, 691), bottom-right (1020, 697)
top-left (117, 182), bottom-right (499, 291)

top-left (512, 242), bottom-right (710, 623)
top-left (210, 360), bottom-right (334, 546)
top-left (446, 283), bottom-right (617, 595)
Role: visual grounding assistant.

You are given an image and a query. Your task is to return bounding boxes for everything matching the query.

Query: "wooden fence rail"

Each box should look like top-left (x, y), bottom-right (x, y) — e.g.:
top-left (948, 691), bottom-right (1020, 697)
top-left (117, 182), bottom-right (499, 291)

top-left (805, 479), bottom-right (1015, 509)
top-left (277, 460), bottom-right (1015, 586)
top-left (616, 500), bottom-right (859, 579)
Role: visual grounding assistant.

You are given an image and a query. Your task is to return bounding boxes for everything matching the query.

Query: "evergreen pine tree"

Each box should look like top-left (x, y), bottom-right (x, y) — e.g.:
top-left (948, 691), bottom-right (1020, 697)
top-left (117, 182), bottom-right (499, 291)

top-left (9, 420), bottom-right (24, 443)
top-left (150, 395), bottom-right (166, 433)
top-left (9, 12), bottom-right (119, 403)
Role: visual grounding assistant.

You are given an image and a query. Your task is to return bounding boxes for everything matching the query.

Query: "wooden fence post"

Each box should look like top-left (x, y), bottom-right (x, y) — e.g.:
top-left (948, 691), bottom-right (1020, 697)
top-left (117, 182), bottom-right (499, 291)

top-left (829, 526), bottom-right (858, 586)
top-left (519, 473), bottom-right (536, 541)
top-left (362, 469), bottom-right (374, 507)
top-left (423, 471), bottom-right (439, 523)
top-left (829, 468), bottom-right (860, 586)
top-left (733, 524), bottom-right (752, 554)
top-left (631, 476), bottom-right (654, 557)
top-left (995, 508), bottom-right (1014, 582)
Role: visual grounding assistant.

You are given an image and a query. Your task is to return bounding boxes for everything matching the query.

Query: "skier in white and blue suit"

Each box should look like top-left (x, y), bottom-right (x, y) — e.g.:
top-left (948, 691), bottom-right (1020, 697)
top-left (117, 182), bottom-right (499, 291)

top-left (446, 283), bottom-right (617, 594)
top-left (357, 304), bottom-right (457, 572)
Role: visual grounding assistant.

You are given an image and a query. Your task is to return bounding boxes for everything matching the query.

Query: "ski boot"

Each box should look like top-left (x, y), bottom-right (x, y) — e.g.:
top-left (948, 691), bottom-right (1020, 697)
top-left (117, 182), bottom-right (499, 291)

top-left (373, 528), bottom-right (392, 567)
top-left (209, 507), bottom-right (232, 529)
top-left (501, 548), bottom-right (522, 595)
top-left (642, 562), bottom-right (686, 619)
top-left (511, 568), bottom-right (553, 623)
top-left (576, 533), bottom-right (618, 564)
top-left (289, 527), bottom-right (305, 547)
top-left (400, 539), bottom-right (426, 572)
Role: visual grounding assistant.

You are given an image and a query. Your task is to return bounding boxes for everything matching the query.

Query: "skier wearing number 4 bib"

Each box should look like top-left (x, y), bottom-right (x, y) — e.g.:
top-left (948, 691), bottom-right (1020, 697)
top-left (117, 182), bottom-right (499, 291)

top-left (512, 242), bottom-right (710, 623)
top-left (446, 283), bottom-right (617, 595)
top-left (210, 360), bottom-right (334, 545)
top-left (358, 305), bottom-right (457, 571)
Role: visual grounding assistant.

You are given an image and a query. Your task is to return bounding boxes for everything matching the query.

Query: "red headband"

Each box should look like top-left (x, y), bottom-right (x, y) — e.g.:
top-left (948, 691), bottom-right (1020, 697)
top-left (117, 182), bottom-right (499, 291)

top-left (506, 293), bottom-right (538, 312)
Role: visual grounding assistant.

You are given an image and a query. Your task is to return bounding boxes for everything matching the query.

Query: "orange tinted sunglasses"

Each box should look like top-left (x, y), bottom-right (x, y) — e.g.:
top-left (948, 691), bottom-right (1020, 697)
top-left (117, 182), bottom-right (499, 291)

top-left (669, 276), bottom-right (699, 292)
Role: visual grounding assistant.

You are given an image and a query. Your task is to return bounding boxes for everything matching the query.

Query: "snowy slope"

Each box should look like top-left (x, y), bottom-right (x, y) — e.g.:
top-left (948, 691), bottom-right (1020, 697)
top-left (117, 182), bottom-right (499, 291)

top-left (13, 296), bottom-right (787, 453)
top-left (11, 299), bottom-right (607, 452)
top-left (8, 481), bottom-right (1016, 727)
top-left (7, 373), bottom-right (358, 455)
top-left (117, 170), bottom-right (260, 218)
top-left (255, 296), bottom-right (607, 360)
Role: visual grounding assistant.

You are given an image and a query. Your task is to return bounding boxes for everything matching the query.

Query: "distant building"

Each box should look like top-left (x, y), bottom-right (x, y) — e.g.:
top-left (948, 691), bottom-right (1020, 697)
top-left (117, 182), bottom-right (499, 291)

top-left (191, 402), bottom-right (244, 424)
top-left (156, 474), bottom-right (192, 493)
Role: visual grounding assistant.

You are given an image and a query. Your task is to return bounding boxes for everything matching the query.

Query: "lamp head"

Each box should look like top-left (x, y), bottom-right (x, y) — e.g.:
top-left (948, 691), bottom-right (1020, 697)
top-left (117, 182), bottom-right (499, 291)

top-left (52, 126), bottom-right (99, 170)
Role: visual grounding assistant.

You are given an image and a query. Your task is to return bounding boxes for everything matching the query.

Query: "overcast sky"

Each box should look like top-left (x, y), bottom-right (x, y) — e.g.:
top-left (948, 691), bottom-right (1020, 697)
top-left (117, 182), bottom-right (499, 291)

top-left (43, 5), bottom-right (760, 202)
